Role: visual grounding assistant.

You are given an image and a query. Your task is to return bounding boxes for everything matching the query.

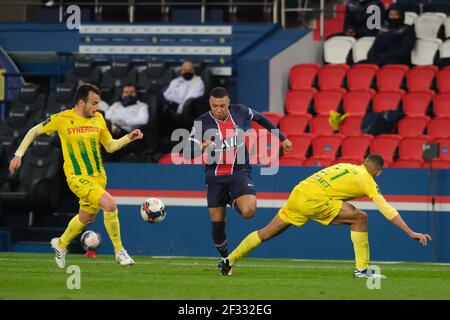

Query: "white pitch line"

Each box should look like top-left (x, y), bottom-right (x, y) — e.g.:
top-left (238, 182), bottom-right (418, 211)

top-left (0, 257), bottom-right (448, 272)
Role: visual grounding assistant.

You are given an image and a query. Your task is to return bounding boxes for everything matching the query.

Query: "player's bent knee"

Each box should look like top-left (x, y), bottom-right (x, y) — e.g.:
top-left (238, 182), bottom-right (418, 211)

top-left (357, 211), bottom-right (368, 224)
top-left (79, 215), bottom-right (95, 225)
top-left (102, 199), bottom-right (117, 212)
top-left (241, 206), bottom-right (256, 219)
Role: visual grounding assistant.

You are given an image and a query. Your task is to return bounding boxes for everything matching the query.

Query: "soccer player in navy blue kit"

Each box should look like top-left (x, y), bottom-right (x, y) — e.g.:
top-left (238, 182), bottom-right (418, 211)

top-left (185, 87), bottom-right (292, 270)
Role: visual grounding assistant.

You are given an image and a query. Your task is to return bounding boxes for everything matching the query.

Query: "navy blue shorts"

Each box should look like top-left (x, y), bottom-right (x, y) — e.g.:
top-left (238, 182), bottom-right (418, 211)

top-left (205, 170), bottom-right (256, 208)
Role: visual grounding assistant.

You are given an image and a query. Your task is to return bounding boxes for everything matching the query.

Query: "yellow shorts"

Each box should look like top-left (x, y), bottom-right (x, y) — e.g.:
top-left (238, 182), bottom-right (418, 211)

top-left (67, 175), bottom-right (107, 214)
top-left (278, 185), bottom-right (342, 227)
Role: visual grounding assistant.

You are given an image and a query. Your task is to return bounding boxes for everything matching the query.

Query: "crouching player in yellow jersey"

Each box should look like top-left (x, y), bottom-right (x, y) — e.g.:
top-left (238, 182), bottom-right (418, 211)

top-left (8, 83), bottom-right (143, 269)
top-left (218, 154), bottom-right (432, 278)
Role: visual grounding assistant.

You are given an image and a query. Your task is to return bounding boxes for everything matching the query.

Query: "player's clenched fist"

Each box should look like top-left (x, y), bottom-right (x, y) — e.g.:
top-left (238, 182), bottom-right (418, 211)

top-left (281, 138), bottom-right (293, 155)
top-left (128, 129), bottom-right (144, 141)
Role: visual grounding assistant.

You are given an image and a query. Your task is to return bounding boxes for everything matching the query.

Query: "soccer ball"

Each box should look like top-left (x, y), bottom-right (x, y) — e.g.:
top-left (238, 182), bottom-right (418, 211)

top-left (80, 230), bottom-right (101, 250)
top-left (141, 197), bottom-right (167, 224)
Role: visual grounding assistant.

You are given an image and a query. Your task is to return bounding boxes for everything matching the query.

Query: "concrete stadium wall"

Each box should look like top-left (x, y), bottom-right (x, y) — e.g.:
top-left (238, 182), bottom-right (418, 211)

top-left (5, 164), bottom-right (449, 263)
top-left (269, 31), bottom-right (321, 113)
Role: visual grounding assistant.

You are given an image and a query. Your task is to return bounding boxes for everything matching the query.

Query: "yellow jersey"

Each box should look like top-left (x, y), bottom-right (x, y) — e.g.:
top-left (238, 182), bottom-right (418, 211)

top-left (299, 163), bottom-right (380, 201)
top-left (40, 109), bottom-right (112, 178)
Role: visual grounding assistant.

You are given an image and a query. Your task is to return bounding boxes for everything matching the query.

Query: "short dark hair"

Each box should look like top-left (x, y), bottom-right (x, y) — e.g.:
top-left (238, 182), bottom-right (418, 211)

top-left (365, 154), bottom-right (384, 170)
top-left (75, 83), bottom-right (100, 104)
top-left (210, 87), bottom-right (229, 99)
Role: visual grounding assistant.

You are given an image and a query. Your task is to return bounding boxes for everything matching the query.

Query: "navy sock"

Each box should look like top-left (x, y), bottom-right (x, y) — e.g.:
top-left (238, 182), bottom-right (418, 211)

top-left (212, 221), bottom-right (228, 258)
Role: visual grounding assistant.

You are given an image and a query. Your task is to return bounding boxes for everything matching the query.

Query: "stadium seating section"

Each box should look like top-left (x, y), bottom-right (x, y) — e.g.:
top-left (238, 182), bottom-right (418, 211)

top-left (276, 62), bottom-right (450, 168)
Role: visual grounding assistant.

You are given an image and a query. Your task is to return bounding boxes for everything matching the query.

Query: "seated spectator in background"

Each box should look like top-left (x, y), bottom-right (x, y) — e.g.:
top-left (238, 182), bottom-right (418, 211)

top-left (366, 4), bottom-right (416, 66)
top-left (343, 0), bottom-right (385, 38)
top-left (163, 60), bottom-right (205, 116)
top-left (105, 84), bottom-right (149, 138)
top-left (104, 84), bottom-right (149, 161)
top-left (160, 61), bottom-right (205, 149)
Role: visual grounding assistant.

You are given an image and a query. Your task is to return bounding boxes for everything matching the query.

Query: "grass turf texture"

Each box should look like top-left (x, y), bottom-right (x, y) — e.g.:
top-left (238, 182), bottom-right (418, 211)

top-left (1, 252), bottom-right (450, 299)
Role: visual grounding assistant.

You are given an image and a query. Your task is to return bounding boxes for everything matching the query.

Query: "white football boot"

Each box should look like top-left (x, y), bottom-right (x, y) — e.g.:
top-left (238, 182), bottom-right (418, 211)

top-left (116, 249), bottom-right (134, 266)
top-left (50, 238), bottom-right (67, 269)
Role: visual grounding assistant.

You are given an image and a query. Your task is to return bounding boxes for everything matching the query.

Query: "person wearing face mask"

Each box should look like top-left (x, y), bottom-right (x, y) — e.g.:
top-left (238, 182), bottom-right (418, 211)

top-left (159, 60), bottom-right (205, 151)
top-left (105, 84), bottom-right (149, 138)
top-left (366, 4), bottom-right (416, 66)
top-left (343, 0), bottom-right (385, 38)
top-left (163, 60), bottom-right (205, 115)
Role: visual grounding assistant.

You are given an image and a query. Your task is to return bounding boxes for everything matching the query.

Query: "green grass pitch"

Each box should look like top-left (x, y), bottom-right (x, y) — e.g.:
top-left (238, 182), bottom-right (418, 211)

top-left (1, 252), bottom-right (450, 300)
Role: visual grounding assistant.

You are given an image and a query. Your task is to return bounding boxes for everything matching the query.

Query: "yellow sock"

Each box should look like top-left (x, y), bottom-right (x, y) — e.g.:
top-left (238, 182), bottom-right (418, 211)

top-left (59, 214), bottom-right (86, 249)
top-left (104, 209), bottom-right (123, 254)
top-left (228, 231), bottom-right (262, 264)
top-left (351, 231), bottom-right (370, 270)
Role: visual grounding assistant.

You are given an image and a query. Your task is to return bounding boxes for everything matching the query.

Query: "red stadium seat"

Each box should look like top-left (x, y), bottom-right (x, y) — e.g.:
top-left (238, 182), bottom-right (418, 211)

top-left (434, 138), bottom-right (450, 161)
top-left (279, 114), bottom-right (311, 137)
top-left (343, 90), bottom-right (375, 116)
top-left (281, 134), bottom-right (313, 160)
top-left (397, 116), bottom-right (430, 137)
top-left (318, 64), bottom-right (349, 90)
top-left (402, 92), bottom-right (434, 116)
top-left (314, 89), bottom-right (346, 115)
top-left (377, 64), bottom-right (408, 91)
top-left (289, 64), bottom-right (320, 90)
top-left (431, 159), bottom-right (450, 168)
top-left (391, 159), bottom-right (426, 168)
top-left (303, 157), bottom-right (334, 167)
top-left (370, 134), bottom-right (401, 162)
top-left (339, 115), bottom-right (364, 136)
top-left (310, 115), bottom-right (335, 136)
top-left (311, 135), bottom-right (343, 160)
top-left (406, 66), bottom-right (438, 92)
top-left (347, 66), bottom-right (378, 91)
top-left (427, 117), bottom-right (450, 138)
top-left (279, 157), bottom-right (305, 166)
top-left (398, 136), bottom-right (431, 160)
top-left (433, 93), bottom-right (450, 117)
top-left (437, 67), bottom-right (450, 93)
top-left (372, 90), bottom-right (404, 112)
top-left (285, 89), bottom-right (316, 115)
top-left (338, 136), bottom-right (372, 161)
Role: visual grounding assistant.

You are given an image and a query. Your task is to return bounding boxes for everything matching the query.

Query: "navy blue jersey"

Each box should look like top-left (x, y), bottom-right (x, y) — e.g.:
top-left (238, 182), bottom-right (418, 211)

top-left (188, 104), bottom-right (254, 177)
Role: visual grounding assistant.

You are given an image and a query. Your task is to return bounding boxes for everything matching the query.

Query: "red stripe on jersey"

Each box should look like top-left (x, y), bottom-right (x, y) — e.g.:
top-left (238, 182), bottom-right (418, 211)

top-left (214, 114), bottom-right (237, 176)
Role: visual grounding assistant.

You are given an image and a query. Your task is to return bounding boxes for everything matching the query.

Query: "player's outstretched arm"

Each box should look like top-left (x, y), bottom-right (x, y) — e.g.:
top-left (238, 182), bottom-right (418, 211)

top-left (251, 110), bottom-right (292, 155)
top-left (372, 195), bottom-right (432, 245)
top-left (103, 129), bottom-right (143, 153)
top-left (9, 124), bottom-right (45, 175)
top-left (389, 214), bottom-right (432, 245)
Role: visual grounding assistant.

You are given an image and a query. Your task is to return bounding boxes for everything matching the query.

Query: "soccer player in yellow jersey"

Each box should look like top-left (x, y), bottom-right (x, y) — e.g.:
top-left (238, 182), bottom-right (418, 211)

top-left (8, 83), bottom-right (143, 269)
top-left (218, 154), bottom-right (432, 278)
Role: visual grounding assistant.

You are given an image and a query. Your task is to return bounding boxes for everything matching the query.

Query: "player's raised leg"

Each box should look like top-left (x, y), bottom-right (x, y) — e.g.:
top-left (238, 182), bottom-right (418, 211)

top-left (99, 191), bottom-right (134, 266)
top-left (51, 209), bottom-right (95, 269)
top-left (330, 202), bottom-right (385, 279)
top-left (219, 213), bottom-right (291, 275)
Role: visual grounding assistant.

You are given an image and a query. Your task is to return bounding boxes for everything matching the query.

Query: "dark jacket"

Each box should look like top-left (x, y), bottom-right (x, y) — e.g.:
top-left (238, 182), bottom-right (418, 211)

top-left (367, 4), bottom-right (416, 66)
